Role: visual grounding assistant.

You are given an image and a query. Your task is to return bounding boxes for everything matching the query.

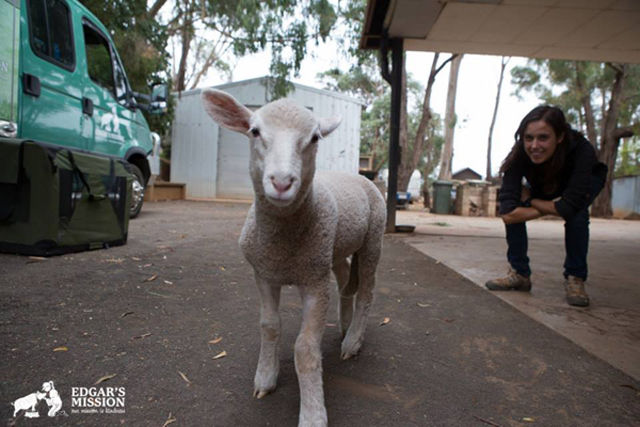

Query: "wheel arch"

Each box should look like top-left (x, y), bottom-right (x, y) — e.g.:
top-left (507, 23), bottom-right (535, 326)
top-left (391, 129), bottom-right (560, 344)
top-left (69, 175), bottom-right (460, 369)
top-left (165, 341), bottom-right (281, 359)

top-left (124, 148), bottom-right (151, 185)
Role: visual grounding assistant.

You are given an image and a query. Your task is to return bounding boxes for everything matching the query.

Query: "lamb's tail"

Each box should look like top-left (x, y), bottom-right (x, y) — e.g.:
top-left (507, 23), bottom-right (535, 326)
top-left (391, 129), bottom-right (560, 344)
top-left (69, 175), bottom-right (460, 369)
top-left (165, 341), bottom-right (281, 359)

top-left (343, 252), bottom-right (359, 297)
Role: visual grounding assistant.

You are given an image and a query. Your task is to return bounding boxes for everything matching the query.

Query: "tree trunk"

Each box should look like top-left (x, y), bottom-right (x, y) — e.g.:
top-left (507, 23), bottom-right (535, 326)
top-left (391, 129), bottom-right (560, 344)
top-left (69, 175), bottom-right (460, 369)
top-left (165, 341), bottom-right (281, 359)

top-left (397, 53), bottom-right (440, 191)
top-left (486, 56), bottom-right (508, 180)
top-left (438, 54), bottom-right (463, 180)
top-left (575, 61), bottom-right (598, 148)
top-left (175, 2), bottom-right (194, 92)
top-left (591, 64), bottom-right (628, 217)
top-left (396, 57), bottom-right (410, 190)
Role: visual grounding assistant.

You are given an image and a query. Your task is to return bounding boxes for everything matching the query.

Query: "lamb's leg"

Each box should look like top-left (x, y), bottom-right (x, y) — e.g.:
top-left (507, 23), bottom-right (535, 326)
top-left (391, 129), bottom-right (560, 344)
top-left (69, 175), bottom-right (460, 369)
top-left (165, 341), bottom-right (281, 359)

top-left (341, 247), bottom-right (380, 360)
top-left (296, 284), bottom-right (329, 427)
top-left (254, 276), bottom-right (282, 398)
top-left (332, 257), bottom-right (356, 337)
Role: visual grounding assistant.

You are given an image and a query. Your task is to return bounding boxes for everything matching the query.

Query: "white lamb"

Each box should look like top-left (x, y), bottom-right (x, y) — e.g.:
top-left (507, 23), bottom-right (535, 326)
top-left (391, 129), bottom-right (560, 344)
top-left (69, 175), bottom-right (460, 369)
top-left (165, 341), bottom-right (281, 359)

top-left (202, 89), bottom-right (386, 426)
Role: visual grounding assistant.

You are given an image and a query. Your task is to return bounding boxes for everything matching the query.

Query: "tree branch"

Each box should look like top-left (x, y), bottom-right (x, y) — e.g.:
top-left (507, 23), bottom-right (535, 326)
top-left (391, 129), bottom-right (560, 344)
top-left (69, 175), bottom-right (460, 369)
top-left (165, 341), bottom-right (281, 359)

top-left (614, 126), bottom-right (635, 139)
top-left (148, 0), bottom-right (168, 18)
top-left (434, 54), bottom-right (458, 78)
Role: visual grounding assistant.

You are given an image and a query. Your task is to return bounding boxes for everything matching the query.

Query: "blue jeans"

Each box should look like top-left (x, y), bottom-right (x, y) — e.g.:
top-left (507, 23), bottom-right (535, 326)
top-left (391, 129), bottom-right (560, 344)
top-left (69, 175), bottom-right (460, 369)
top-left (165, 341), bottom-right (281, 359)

top-left (506, 208), bottom-right (590, 280)
top-left (505, 174), bottom-right (604, 281)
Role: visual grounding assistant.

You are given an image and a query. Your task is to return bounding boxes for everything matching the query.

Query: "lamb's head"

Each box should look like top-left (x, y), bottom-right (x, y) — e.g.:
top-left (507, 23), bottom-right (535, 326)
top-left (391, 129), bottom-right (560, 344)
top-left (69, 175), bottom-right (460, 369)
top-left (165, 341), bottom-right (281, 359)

top-left (202, 89), bottom-right (341, 207)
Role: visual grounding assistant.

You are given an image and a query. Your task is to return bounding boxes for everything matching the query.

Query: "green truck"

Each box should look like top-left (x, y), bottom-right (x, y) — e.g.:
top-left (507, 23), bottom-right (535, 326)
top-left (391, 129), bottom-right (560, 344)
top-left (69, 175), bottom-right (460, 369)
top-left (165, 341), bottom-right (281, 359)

top-left (1, 0), bottom-right (166, 218)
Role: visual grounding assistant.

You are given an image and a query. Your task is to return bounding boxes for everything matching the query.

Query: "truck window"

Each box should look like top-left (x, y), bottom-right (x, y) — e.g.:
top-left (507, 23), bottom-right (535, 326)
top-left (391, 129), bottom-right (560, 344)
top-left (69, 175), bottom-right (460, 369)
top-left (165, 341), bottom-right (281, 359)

top-left (27, 0), bottom-right (75, 70)
top-left (113, 57), bottom-right (129, 105)
top-left (83, 23), bottom-right (115, 95)
top-left (83, 22), bottom-right (130, 107)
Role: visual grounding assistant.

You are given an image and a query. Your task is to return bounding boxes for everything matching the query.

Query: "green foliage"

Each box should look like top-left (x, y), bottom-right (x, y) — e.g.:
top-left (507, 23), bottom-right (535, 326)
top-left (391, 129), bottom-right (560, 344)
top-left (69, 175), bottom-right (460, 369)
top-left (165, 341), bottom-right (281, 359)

top-left (178, 0), bottom-right (337, 98)
top-left (318, 65), bottom-right (443, 176)
top-left (616, 138), bottom-right (640, 177)
top-left (510, 59), bottom-right (640, 150)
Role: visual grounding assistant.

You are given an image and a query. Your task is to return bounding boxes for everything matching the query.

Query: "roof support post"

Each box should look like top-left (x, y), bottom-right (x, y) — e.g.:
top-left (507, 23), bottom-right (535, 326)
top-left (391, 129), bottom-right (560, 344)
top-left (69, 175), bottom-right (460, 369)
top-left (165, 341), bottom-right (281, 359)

top-left (385, 37), bottom-right (403, 233)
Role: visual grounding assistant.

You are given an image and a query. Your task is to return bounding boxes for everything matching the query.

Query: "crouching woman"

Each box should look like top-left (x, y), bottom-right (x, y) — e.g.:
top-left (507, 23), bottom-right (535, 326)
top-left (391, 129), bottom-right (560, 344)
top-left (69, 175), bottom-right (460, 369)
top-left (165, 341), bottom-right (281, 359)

top-left (485, 105), bottom-right (607, 307)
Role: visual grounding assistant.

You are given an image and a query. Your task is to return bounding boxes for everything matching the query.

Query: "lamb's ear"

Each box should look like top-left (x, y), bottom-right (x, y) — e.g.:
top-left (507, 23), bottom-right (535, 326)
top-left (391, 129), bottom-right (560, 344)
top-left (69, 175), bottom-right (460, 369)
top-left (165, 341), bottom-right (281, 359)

top-left (201, 89), bottom-right (252, 133)
top-left (318, 116), bottom-right (342, 138)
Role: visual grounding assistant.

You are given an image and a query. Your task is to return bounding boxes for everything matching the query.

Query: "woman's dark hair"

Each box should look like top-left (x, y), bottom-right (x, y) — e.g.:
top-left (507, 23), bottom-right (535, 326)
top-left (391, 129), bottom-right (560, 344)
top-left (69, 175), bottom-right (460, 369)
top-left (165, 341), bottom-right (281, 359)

top-left (500, 105), bottom-right (572, 188)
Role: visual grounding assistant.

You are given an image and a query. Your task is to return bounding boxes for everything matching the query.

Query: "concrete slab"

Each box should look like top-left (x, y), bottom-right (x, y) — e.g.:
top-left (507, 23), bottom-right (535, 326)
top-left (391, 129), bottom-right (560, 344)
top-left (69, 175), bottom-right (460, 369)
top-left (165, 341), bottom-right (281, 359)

top-left (395, 209), bottom-right (640, 381)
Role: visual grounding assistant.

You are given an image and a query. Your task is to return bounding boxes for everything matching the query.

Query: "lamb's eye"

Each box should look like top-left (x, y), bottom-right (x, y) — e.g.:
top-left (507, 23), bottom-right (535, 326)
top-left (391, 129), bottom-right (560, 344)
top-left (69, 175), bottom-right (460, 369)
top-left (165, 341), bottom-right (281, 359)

top-left (310, 134), bottom-right (319, 144)
top-left (250, 128), bottom-right (260, 138)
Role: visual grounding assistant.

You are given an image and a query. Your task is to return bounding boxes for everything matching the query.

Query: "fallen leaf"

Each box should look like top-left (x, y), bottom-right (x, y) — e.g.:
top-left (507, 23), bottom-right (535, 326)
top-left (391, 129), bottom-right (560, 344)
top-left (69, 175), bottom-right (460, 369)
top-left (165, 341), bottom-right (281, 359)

top-left (212, 351), bottom-right (227, 360)
top-left (131, 257), bottom-right (141, 261)
top-left (178, 371), bottom-right (192, 385)
top-left (417, 302), bottom-right (430, 308)
top-left (325, 323), bottom-right (337, 327)
top-left (522, 417), bottom-right (535, 422)
top-left (28, 256), bottom-right (47, 261)
top-left (220, 266), bottom-right (226, 271)
top-left (53, 346), bottom-right (68, 352)
top-left (94, 374), bottom-right (117, 385)
top-left (379, 317), bottom-right (391, 326)
top-left (144, 274), bottom-right (158, 282)
top-left (120, 311), bottom-right (134, 318)
top-left (146, 290), bottom-right (178, 299)
top-left (132, 333), bottom-right (152, 340)
top-left (440, 318), bottom-right (456, 323)
top-left (208, 337), bottom-right (223, 344)
top-left (164, 280), bottom-right (174, 285)
top-left (142, 263), bottom-right (153, 268)
top-left (162, 412), bottom-right (177, 427)
top-left (105, 257), bottom-right (125, 264)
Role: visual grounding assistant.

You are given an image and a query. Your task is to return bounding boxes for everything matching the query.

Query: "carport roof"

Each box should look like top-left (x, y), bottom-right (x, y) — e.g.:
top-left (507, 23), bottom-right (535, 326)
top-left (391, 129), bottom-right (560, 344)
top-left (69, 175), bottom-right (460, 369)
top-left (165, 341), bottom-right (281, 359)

top-left (360, 0), bottom-right (640, 64)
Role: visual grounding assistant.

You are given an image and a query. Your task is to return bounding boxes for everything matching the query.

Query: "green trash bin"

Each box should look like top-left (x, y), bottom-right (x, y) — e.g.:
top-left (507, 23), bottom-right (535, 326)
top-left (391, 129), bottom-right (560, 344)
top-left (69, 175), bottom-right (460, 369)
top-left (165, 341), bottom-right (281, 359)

top-left (432, 180), bottom-right (453, 214)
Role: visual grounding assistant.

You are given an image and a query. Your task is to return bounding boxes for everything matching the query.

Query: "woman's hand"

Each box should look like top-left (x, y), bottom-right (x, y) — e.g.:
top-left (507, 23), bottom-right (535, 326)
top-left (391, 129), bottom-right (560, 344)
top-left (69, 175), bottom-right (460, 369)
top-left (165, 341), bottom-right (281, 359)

top-left (501, 206), bottom-right (543, 224)
top-left (530, 198), bottom-right (560, 216)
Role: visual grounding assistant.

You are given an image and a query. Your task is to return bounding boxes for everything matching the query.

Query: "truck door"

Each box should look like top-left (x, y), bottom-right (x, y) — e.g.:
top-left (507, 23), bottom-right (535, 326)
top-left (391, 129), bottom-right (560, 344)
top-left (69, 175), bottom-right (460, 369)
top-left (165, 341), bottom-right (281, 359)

top-left (19, 0), bottom-right (84, 147)
top-left (81, 19), bottom-right (135, 156)
top-left (0, 0), bottom-right (20, 138)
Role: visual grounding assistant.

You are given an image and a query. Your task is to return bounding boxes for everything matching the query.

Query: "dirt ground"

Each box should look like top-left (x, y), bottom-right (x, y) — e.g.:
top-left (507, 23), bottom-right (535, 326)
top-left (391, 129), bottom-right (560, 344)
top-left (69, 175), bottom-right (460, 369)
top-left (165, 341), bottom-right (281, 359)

top-left (1, 200), bottom-right (639, 426)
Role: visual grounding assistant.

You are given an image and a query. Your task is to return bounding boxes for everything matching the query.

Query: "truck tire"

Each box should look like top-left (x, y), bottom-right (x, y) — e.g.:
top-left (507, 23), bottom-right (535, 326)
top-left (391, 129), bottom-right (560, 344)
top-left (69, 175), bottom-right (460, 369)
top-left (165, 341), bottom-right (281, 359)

top-left (129, 163), bottom-right (145, 219)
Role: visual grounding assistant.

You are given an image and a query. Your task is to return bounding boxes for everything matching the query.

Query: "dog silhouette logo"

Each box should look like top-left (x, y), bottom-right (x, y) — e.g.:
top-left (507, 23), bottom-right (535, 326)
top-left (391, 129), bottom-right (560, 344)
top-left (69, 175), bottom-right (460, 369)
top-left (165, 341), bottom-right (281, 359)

top-left (11, 380), bottom-right (67, 419)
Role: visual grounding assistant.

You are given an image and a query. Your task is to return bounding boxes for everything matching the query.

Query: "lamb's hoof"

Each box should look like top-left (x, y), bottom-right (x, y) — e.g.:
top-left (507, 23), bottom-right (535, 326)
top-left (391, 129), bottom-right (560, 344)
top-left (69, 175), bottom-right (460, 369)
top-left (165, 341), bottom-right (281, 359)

top-left (254, 366), bottom-right (278, 398)
top-left (253, 388), bottom-right (272, 399)
top-left (340, 335), bottom-right (363, 360)
top-left (253, 381), bottom-right (277, 399)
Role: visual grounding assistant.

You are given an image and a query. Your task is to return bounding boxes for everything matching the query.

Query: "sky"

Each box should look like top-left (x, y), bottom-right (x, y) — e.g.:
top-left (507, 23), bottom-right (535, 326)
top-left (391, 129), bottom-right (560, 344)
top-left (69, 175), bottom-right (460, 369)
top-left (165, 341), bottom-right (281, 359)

top-left (199, 43), bottom-right (543, 180)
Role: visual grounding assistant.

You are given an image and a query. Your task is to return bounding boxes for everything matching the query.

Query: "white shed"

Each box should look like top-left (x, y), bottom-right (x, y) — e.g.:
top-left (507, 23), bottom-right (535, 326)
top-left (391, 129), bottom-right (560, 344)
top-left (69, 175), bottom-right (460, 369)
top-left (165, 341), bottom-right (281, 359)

top-left (170, 77), bottom-right (363, 199)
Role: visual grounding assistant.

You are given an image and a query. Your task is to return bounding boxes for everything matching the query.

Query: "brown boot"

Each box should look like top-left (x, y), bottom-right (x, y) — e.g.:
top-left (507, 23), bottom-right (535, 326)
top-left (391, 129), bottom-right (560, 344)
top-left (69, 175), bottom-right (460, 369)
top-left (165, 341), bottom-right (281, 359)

top-left (485, 268), bottom-right (531, 291)
top-left (564, 276), bottom-right (589, 307)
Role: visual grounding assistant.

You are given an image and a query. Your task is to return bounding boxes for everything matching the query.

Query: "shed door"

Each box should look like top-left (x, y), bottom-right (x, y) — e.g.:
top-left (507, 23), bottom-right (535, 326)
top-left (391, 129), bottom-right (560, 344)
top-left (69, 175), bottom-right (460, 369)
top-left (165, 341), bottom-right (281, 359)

top-left (216, 127), bottom-right (253, 199)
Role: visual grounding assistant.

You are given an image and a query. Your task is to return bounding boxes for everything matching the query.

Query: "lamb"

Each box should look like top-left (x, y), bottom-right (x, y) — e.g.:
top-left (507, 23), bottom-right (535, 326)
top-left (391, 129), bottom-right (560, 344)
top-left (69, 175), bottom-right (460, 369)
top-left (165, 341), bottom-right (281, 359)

top-left (12, 391), bottom-right (45, 417)
top-left (201, 88), bottom-right (386, 427)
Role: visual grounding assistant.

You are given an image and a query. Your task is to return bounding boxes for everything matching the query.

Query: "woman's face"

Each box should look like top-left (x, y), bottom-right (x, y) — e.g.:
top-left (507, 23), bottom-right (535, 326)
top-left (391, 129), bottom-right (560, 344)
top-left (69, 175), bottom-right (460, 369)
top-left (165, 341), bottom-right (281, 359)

top-left (523, 120), bottom-right (563, 164)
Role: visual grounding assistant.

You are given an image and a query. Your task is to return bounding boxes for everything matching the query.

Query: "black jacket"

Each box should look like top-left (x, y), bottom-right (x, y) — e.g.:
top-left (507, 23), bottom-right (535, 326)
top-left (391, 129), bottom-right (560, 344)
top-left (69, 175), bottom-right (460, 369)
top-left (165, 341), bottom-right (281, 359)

top-left (498, 130), bottom-right (607, 220)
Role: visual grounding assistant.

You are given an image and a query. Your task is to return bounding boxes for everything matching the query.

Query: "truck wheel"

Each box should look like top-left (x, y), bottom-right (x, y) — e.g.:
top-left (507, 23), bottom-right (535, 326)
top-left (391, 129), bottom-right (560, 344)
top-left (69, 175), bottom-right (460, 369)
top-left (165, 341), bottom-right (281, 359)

top-left (129, 164), bottom-right (145, 219)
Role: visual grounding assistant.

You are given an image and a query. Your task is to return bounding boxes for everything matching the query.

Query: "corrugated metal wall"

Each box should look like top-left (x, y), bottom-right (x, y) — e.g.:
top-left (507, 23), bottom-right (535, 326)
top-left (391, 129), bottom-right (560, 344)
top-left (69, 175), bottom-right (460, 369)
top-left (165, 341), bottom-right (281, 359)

top-left (171, 78), bottom-right (362, 199)
top-left (171, 92), bottom-right (218, 198)
top-left (612, 175), bottom-right (640, 218)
